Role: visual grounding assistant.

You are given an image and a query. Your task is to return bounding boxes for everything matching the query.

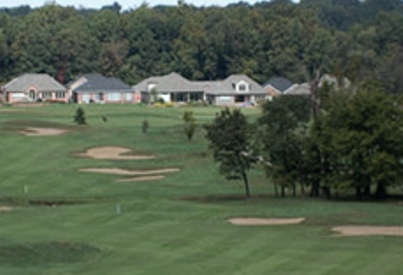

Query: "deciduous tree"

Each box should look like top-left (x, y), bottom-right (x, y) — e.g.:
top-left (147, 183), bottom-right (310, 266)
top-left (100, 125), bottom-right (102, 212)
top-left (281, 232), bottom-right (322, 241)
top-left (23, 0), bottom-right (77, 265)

top-left (204, 108), bottom-right (251, 198)
top-left (318, 86), bottom-right (403, 198)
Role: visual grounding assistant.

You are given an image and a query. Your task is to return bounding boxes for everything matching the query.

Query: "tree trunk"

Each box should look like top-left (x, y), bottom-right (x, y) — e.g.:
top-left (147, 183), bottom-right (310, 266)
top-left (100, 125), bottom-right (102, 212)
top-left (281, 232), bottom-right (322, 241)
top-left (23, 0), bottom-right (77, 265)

top-left (274, 182), bottom-right (279, 198)
top-left (241, 171), bottom-right (250, 199)
top-left (300, 183), bottom-right (306, 197)
top-left (309, 79), bottom-right (321, 124)
top-left (322, 186), bottom-right (331, 199)
top-left (310, 180), bottom-right (320, 197)
top-left (299, 170), bottom-right (306, 197)
top-left (281, 185), bottom-right (286, 198)
top-left (364, 185), bottom-right (371, 198)
top-left (292, 183), bottom-right (296, 197)
top-left (355, 187), bottom-right (362, 199)
top-left (375, 183), bottom-right (387, 198)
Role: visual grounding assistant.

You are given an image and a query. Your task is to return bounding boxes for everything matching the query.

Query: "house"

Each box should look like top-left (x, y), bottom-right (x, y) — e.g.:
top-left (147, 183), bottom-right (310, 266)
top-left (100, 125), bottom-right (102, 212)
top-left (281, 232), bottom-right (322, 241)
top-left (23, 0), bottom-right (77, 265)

top-left (68, 73), bottom-right (139, 104)
top-left (282, 75), bottom-right (351, 96)
top-left (200, 74), bottom-right (267, 105)
top-left (319, 74), bottom-right (351, 90)
top-left (2, 73), bottom-right (68, 103)
top-left (283, 83), bottom-right (311, 96)
top-left (133, 72), bottom-right (267, 106)
top-left (133, 72), bottom-right (204, 104)
top-left (263, 77), bottom-right (294, 98)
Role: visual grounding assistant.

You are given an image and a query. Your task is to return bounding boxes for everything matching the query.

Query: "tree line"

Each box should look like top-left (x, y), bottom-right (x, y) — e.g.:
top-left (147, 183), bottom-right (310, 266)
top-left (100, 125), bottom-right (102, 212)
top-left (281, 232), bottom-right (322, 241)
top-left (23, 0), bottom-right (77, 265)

top-left (205, 85), bottom-right (403, 200)
top-left (0, 0), bottom-right (403, 91)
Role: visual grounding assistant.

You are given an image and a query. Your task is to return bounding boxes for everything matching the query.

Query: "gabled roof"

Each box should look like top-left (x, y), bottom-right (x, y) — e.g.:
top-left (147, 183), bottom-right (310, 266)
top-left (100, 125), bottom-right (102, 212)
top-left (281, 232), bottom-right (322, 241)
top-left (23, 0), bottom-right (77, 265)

top-left (3, 74), bottom-right (66, 92)
top-left (133, 72), bottom-right (203, 93)
top-left (134, 72), bottom-right (266, 95)
top-left (283, 83), bottom-right (310, 95)
top-left (202, 74), bottom-right (266, 95)
top-left (264, 77), bottom-right (294, 93)
top-left (69, 73), bottom-right (133, 93)
top-left (319, 74), bottom-right (351, 90)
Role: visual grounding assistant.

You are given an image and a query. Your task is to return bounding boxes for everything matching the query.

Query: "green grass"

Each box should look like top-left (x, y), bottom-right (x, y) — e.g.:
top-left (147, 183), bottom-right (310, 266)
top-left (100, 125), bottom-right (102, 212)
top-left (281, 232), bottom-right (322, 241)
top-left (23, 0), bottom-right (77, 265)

top-left (0, 104), bottom-right (402, 274)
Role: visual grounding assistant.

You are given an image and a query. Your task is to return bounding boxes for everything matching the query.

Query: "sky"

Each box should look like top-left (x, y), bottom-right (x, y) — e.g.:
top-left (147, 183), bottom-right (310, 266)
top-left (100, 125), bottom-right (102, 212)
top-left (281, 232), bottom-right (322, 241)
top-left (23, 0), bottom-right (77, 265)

top-left (0, 0), bottom-right (297, 11)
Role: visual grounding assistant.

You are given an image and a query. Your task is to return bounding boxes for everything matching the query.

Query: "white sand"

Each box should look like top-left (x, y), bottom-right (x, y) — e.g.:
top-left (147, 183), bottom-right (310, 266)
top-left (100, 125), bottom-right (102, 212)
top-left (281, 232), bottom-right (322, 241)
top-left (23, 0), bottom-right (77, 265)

top-left (118, 175), bottom-right (166, 182)
top-left (80, 167), bottom-right (179, 175)
top-left (20, 127), bottom-right (68, 136)
top-left (76, 146), bottom-right (155, 160)
top-left (0, 206), bottom-right (13, 212)
top-left (332, 226), bottom-right (403, 237)
top-left (229, 217), bottom-right (306, 225)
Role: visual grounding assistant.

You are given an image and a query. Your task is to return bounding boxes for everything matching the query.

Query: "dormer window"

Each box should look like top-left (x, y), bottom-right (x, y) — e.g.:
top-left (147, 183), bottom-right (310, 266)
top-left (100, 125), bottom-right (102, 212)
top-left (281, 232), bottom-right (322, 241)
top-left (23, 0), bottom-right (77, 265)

top-left (238, 84), bottom-right (247, 92)
top-left (235, 80), bottom-right (249, 92)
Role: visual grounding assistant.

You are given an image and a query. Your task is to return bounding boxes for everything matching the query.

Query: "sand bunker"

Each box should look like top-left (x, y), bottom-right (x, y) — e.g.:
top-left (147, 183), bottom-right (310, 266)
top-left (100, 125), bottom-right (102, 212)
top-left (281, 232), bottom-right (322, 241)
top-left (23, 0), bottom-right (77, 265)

top-left (229, 217), bottom-right (306, 225)
top-left (118, 175), bottom-right (165, 182)
top-left (20, 127), bottom-right (68, 136)
top-left (80, 167), bottom-right (179, 176)
top-left (332, 226), bottom-right (403, 237)
top-left (0, 206), bottom-right (13, 212)
top-left (76, 147), bottom-right (155, 160)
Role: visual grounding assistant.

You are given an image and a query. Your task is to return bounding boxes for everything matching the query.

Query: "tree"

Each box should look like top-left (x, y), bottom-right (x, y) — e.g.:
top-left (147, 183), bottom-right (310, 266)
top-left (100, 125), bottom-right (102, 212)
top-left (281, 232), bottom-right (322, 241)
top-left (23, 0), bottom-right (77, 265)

top-left (8, 5), bottom-right (97, 82)
top-left (204, 108), bottom-right (252, 198)
top-left (302, 27), bottom-right (336, 121)
top-left (183, 110), bottom-right (196, 141)
top-left (257, 95), bottom-right (312, 197)
top-left (317, 86), bottom-right (403, 198)
top-left (0, 29), bottom-right (9, 79)
top-left (74, 107), bottom-right (87, 125)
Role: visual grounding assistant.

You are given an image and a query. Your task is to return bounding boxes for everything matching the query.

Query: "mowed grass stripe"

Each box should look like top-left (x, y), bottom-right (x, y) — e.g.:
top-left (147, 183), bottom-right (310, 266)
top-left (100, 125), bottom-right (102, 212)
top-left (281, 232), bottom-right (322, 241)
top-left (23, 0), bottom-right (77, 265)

top-left (1, 105), bottom-right (402, 274)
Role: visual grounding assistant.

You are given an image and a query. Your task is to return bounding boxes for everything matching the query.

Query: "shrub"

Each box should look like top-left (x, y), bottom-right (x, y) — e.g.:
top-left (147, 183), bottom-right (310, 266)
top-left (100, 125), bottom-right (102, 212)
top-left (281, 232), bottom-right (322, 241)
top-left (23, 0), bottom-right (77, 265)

top-left (74, 107), bottom-right (87, 125)
top-left (142, 119), bottom-right (149, 134)
top-left (183, 110), bottom-right (197, 141)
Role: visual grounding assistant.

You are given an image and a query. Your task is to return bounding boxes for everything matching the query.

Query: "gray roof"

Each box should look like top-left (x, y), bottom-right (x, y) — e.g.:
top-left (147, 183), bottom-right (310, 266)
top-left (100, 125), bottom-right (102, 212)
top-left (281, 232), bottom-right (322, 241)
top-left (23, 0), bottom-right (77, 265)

top-left (264, 77), bottom-right (294, 93)
top-left (133, 72), bottom-right (203, 93)
top-left (202, 74), bottom-right (266, 95)
top-left (3, 74), bottom-right (66, 92)
top-left (319, 74), bottom-right (351, 90)
top-left (283, 83), bottom-right (311, 95)
top-left (69, 73), bottom-right (133, 93)
top-left (134, 72), bottom-right (266, 95)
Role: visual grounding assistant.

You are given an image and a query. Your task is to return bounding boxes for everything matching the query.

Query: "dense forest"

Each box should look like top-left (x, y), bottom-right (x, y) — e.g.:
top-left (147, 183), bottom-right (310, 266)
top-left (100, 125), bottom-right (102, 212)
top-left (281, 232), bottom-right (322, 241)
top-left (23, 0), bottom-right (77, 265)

top-left (0, 0), bottom-right (403, 91)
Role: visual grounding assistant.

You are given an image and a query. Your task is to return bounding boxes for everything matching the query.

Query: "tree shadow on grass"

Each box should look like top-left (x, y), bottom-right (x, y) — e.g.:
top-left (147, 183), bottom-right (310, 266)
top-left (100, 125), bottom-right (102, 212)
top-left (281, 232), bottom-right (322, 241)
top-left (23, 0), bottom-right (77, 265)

top-left (0, 196), bottom-right (111, 207)
top-left (0, 241), bottom-right (102, 267)
top-left (175, 194), bottom-right (273, 202)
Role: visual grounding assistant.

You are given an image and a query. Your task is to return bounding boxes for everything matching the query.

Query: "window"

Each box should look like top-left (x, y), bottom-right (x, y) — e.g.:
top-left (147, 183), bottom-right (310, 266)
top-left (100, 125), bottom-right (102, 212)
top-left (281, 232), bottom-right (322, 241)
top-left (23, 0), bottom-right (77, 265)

top-left (238, 84), bottom-right (247, 92)
top-left (125, 93), bottom-right (132, 101)
top-left (43, 92), bottom-right (52, 99)
top-left (171, 93), bottom-right (183, 102)
top-left (82, 94), bottom-right (90, 103)
top-left (190, 92), bottom-right (203, 101)
top-left (107, 93), bottom-right (121, 101)
top-left (95, 93), bottom-right (104, 101)
top-left (236, 81), bottom-right (249, 92)
top-left (56, 92), bottom-right (65, 98)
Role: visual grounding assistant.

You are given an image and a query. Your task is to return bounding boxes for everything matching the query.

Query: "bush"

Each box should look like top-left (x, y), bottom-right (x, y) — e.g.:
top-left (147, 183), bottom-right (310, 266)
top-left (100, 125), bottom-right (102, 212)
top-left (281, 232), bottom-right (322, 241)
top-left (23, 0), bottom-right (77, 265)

top-left (183, 110), bottom-right (197, 141)
top-left (142, 119), bottom-right (149, 134)
top-left (74, 107), bottom-right (87, 125)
